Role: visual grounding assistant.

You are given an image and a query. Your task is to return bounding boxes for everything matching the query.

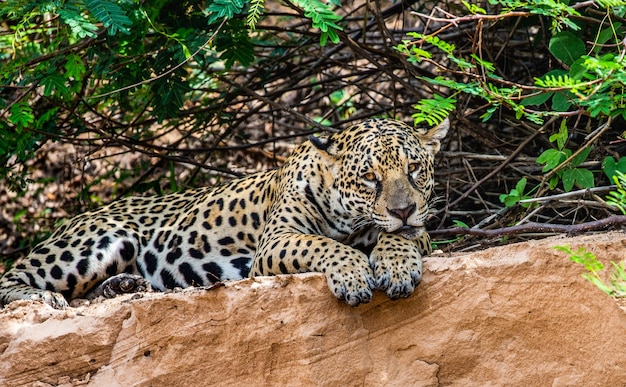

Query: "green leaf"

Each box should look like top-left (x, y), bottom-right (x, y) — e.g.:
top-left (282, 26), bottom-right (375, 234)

top-left (35, 107), bottom-right (60, 130)
top-left (548, 175), bottom-right (560, 190)
top-left (58, 2), bottom-right (99, 39)
top-left (319, 26), bottom-right (341, 46)
top-left (85, 0), bottom-right (132, 35)
top-left (500, 192), bottom-right (520, 207)
top-left (470, 54), bottom-right (495, 72)
top-left (515, 177), bottom-right (527, 193)
top-left (606, 171), bottom-right (626, 215)
top-left (214, 19), bottom-right (254, 68)
top-left (552, 91), bottom-right (573, 112)
top-left (584, 274), bottom-right (614, 295)
top-left (537, 148), bottom-right (565, 172)
top-left (534, 69), bottom-right (570, 87)
top-left (562, 168), bottom-right (594, 191)
top-left (499, 177), bottom-right (531, 208)
top-left (292, 0), bottom-right (343, 46)
top-left (521, 91), bottom-right (553, 106)
top-left (13, 208), bottom-right (28, 223)
top-left (549, 31), bottom-right (586, 66)
top-left (549, 119), bottom-right (568, 150)
top-left (575, 168), bottom-right (595, 189)
top-left (587, 94), bottom-right (614, 117)
top-left (153, 76), bottom-right (191, 121)
top-left (602, 156), bottom-right (626, 181)
top-left (555, 244), bottom-right (626, 297)
top-left (64, 53), bottom-right (86, 80)
top-left (553, 244), bottom-right (573, 255)
top-left (246, 0), bottom-right (265, 29)
top-left (452, 219), bottom-right (470, 228)
top-left (461, 0), bottom-right (486, 14)
top-left (40, 74), bottom-right (70, 97)
top-left (412, 95), bottom-right (457, 126)
top-left (569, 58), bottom-right (592, 81)
top-left (206, 0), bottom-right (246, 23)
top-left (448, 55), bottom-right (474, 71)
top-left (9, 101), bottom-right (34, 128)
top-left (480, 106), bottom-right (497, 122)
top-left (532, 70), bottom-right (575, 111)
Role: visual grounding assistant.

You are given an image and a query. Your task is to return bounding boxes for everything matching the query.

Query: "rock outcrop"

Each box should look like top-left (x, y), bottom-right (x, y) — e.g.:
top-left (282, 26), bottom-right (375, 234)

top-left (1, 232), bottom-right (626, 386)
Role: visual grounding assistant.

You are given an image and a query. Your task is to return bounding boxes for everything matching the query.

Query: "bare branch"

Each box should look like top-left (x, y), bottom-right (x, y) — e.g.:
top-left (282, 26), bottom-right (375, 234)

top-left (430, 215), bottom-right (626, 238)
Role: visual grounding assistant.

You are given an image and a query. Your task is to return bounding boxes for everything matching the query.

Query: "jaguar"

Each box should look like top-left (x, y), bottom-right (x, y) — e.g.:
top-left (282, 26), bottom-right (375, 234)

top-left (0, 117), bottom-right (449, 308)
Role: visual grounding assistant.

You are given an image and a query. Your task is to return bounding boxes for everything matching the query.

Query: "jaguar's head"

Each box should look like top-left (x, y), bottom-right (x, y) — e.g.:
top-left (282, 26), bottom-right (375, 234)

top-left (310, 118), bottom-right (449, 239)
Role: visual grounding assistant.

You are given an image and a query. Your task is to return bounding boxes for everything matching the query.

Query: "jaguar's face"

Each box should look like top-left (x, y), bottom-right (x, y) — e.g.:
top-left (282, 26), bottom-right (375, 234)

top-left (310, 118), bottom-right (449, 238)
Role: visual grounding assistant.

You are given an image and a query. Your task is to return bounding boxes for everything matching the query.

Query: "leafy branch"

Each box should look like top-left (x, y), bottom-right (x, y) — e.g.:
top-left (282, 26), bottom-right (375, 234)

top-left (555, 244), bottom-right (626, 298)
top-left (0, 0), bottom-right (350, 190)
top-left (84, 0), bottom-right (132, 35)
top-left (290, 0), bottom-right (343, 46)
top-left (606, 171), bottom-right (626, 215)
top-left (398, 2), bottom-right (626, 123)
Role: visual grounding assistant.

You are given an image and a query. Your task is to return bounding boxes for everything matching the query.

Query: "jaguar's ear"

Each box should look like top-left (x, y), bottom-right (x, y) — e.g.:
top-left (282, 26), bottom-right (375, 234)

top-left (420, 117), bottom-right (449, 154)
top-left (309, 134), bottom-right (331, 150)
top-left (309, 134), bottom-right (339, 157)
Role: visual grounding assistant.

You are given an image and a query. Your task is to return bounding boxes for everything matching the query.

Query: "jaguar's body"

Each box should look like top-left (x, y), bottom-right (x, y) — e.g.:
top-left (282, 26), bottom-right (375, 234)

top-left (0, 118), bottom-right (449, 308)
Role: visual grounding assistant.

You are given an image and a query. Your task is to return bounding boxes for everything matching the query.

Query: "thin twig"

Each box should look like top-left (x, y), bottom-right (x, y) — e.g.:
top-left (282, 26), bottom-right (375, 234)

top-left (436, 117), bottom-right (556, 217)
top-left (519, 185), bottom-right (618, 204)
top-left (430, 215), bottom-right (626, 238)
top-left (411, 10), bottom-right (531, 25)
top-left (216, 75), bottom-right (332, 133)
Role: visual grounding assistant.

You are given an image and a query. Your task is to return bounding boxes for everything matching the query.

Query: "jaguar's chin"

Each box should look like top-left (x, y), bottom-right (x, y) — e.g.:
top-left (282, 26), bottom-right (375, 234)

top-left (391, 225), bottom-right (426, 240)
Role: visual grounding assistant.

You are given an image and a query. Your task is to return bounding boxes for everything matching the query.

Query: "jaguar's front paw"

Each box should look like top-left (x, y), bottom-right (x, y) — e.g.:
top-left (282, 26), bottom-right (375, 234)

top-left (375, 258), bottom-right (422, 299)
top-left (370, 237), bottom-right (423, 300)
top-left (325, 262), bottom-right (376, 307)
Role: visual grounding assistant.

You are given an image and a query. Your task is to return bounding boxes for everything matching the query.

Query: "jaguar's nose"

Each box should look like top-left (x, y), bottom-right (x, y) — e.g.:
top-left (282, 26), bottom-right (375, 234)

top-left (387, 203), bottom-right (416, 224)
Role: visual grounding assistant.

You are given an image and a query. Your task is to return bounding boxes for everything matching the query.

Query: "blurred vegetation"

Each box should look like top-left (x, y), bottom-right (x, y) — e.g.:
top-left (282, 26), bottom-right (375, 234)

top-left (1, 0), bottom-right (626, 265)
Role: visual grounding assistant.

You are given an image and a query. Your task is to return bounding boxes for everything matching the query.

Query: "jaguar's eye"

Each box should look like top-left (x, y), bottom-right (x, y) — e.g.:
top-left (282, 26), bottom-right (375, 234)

top-left (363, 171), bottom-right (378, 182)
top-left (408, 163), bottom-right (421, 174)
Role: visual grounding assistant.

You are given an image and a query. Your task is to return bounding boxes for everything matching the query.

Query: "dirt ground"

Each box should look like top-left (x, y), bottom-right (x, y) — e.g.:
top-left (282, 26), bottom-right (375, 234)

top-left (1, 232), bottom-right (625, 386)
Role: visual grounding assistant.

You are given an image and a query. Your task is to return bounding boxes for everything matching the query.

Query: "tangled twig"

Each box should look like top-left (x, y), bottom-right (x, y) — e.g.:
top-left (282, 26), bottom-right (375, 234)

top-left (430, 215), bottom-right (626, 238)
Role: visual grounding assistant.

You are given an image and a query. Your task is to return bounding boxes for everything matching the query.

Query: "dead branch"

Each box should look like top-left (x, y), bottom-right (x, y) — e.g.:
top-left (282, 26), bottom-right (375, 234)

top-left (430, 215), bottom-right (626, 238)
top-left (519, 186), bottom-right (617, 204)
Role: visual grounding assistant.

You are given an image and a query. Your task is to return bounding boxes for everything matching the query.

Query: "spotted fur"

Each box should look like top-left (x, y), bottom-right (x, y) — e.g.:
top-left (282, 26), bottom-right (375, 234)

top-left (0, 118), bottom-right (449, 308)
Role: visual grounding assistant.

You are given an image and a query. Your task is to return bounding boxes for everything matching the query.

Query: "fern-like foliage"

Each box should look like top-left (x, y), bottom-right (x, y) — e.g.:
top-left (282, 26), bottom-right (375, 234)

top-left (206, 0), bottom-right (246, 24)
top-left (606, 171), bottom-right (626, 215)
top-left (407, 32), bottom-right (456, 55)
top-left (215, 19), bottom-right (255, 68)
top-left (8, 101), bottom-right (34, 128)
top-left (534, 74), bottom-right (580, 88)
top-left (291, 0), bottom-right (343, 46)
top-left (246, 0), bottom-right (264, 29)
top-left (491, 0), bottom-right (581, 32)
top-left (412, 95), bottom-right (457, 126)
top-left (596, 0), bottom-right (626, 7)
top-left (58, 0), bottom-right (99, 39)
top-left (84, 0), bottom-right (132, 35)
top-left (0, 0), bottom-right (40, 18)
